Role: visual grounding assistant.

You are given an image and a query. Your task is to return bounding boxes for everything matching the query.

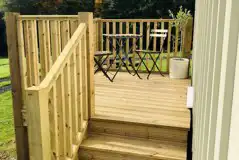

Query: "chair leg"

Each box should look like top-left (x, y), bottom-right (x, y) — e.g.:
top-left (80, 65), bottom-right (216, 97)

top-left (133, 52), bottom-right (151, 76)
top-left (147, 53), bottom-right (164, 79)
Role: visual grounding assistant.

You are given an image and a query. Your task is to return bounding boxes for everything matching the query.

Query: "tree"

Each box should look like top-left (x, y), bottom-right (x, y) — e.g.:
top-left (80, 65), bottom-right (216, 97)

top-left (99, 0), bottom-right (195, 19)
top-left (4, 0), bottom-right (93, 15)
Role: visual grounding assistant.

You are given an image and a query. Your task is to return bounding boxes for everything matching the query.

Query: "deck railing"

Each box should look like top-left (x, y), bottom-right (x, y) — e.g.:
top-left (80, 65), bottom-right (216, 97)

top-left (6, 12), bottom-right (191, 160)
top-left (7, 12), bottom-right (95, 160)
top-left (94, 18), bottom-right (193, 73)
top-left (25, 23), bottom-right (88, 160)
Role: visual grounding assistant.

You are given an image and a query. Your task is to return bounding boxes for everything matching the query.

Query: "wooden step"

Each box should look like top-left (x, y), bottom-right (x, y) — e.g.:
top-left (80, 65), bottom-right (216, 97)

top-left (89, 117), bottom-right (189, 143)
top-left (78, 133), bottom-right (187, 160)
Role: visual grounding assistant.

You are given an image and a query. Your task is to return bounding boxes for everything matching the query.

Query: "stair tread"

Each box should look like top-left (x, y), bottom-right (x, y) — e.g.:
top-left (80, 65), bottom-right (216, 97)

top-left (80, 134), bottom-right (187, 160)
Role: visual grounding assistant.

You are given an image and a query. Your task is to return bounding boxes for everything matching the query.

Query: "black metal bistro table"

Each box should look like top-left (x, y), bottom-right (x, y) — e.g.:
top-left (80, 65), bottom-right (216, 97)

top-left (103, 34), bottom-right (143, 80)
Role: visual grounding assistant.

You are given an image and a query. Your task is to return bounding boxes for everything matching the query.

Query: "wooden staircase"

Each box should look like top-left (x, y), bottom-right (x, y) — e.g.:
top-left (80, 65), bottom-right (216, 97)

top-left (78, 117), bottom-right (189, 160)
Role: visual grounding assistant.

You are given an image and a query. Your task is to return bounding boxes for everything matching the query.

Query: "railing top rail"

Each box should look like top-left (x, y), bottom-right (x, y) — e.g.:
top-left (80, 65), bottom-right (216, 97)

top-left (19, 15), bottom-right (78, 20)
top-left (97, 19), bottom-right (175, 22)
top-left (26, 23), bottom-right (86, 91)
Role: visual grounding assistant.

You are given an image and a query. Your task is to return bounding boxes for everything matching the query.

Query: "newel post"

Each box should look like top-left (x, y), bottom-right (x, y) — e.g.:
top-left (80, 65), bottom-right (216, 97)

top-left (26, 88), bottom-right (51, 160)
top-left (183, 18), bottom-right (193, 58)
top-left (5, 12), bottom-right (30, 160)
top-left (78, 12), bottom-right (95, 118)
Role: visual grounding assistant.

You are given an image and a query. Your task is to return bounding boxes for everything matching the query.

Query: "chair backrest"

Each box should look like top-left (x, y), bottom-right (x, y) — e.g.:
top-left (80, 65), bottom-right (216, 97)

top-left (146, 29), bottom-right (168, 51)
top-left (150, 29), bottom-right (168, 38)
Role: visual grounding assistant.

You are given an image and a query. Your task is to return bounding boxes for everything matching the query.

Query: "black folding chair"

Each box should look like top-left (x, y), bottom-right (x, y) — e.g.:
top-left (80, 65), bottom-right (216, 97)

top-left (94, 51), bottom-right (113, 82)
top-left (135, 29), bottom-right (168, 79)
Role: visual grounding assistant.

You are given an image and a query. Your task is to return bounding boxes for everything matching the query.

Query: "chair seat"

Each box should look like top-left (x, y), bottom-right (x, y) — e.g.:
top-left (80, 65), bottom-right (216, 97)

top-left (95, 51), bottom-right (112, 56)
top-left (135, 50), bottom-right (161, 54)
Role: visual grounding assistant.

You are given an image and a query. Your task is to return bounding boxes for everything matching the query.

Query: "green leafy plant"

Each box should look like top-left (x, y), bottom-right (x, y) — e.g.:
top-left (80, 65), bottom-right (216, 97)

top-left (169, 6), bottom-right (192, 31)
top-left (169, 6), bottom-right (192, 54)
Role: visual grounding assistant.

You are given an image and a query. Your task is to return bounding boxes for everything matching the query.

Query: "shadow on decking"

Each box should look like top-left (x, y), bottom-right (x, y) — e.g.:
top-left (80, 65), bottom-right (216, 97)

top-left (94, 72), bottom-right (191, 129)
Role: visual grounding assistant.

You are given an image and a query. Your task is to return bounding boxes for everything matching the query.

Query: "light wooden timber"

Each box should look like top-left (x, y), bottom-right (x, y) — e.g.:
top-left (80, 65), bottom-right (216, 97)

top-left (89, 119), bottom-right (188, 143)
top-left (79, 133), bottom-right (187, 160)
top-left (100, 19), bottom-right (174, 22)
top-left (94, 72), bottom-right (190, 129)
top-left (19, 15), bottom-right (78, 20)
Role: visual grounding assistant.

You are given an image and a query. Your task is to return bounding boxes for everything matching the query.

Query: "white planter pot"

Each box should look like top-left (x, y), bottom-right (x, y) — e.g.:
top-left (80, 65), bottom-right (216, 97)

top-left (169, 58), bottom-right (189, 79)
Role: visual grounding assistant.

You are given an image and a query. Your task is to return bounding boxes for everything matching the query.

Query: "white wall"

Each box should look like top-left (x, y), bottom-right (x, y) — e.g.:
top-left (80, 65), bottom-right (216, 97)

top-left (192, 0), bottom-right (239, 159)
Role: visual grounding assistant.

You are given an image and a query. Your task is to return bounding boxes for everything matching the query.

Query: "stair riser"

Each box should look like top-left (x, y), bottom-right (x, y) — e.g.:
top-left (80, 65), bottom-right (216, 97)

top-left (89, 120), bottom-right (188, 143)
top-left (79, 148), bottom-right (183, 160)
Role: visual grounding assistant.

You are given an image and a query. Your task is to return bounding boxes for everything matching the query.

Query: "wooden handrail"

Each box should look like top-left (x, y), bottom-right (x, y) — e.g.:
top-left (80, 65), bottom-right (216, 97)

top-left (19, 15), bottom-right (78, 20)
top-left (99, 19), bottom-right (174, 22)
top-left (25, 21), bottom-right (89, 160)
top-left (26, 23), bottom-right (86, 92)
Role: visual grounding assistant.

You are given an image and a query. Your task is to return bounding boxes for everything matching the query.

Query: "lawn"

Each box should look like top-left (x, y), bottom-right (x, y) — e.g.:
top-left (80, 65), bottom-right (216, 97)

top-left (112, 52), bottom-right (192, 76)
top-left (0, 57), bottom-right (10, 79)
top-left (0, 91), bottom-right (15, 156)
top-left (0, 57), bottom-right (15, 158)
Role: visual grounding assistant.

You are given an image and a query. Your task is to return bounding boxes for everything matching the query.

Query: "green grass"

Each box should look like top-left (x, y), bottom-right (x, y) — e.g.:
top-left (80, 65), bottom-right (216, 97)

top-left (115, 52), bottom-right (192, 76)
top-left (0, 91), bottom-right (16, 156)
top-left (0, 57), bottom-right (9, 66)
top-left (0, 65), bottom-right (10, 79)
top-left (0, 81), bottom-right (11, 88)
top-left (0, 57), bottom-right (15, 157)
top-left (0, 57), bottom-right (10, 79)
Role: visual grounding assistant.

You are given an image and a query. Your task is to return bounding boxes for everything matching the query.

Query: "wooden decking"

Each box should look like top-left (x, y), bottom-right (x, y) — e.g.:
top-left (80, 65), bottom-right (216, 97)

top-left (94, 72), bottom-right (191, 129)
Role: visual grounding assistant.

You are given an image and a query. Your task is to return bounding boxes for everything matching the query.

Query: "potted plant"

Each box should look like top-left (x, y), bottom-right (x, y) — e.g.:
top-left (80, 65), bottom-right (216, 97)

top-left (168, 6), bottom-right (192, 79)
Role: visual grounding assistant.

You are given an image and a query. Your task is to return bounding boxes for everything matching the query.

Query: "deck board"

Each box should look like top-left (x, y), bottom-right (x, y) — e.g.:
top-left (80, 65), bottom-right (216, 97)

top-left (94, 72), bottom-right (190, 129)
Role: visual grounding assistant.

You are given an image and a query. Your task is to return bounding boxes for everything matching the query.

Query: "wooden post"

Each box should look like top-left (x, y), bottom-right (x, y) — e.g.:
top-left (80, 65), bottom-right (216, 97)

top-left (5, 12), bottom-right (30, 160)
top-left (78, 12), bottom-right (95, 118)
top-left (98, 19), bottom-right (102, 51)
top-left (94, 18), bottom-right (102, 51)
top-left (183, 18), bottom-right (193, 58)
top-left (26, 88), bottom-right (51, 160)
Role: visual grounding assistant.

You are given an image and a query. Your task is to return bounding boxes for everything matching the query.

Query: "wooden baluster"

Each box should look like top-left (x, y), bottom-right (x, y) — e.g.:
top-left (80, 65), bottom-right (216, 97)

top-left (50, 20), bottom-right (60, 63)
top-left (146, 22), bottom-right (150, 68)
top-left (70, 20), bottom-right (78, 37)
top-left (23, 20), bottom-right (32, 87)
top-left (57, 21), bottom-right (62, 54)
top-left (44, 20), bottom-right (52, 70)
top-left (29, 20), bottom-right (39, 86)
top-left (106, 22), bottom-right (110, 67)
top-left (113, 22), bottom-right (116, 69)
top-left (119, 22), bottom-right (123, 67)
top-left (100, 20), bottom-right (103, 51)
top-left (48, 84), bottom-right (59, 159)
top-left (77, 41), bottom-right (83, 132)
top-left (56, 74), bottom-right (66, 158)
top-left (159, 22), bottom-right (164, 71)
top-left (70, 49), bottom-right (78, 144)
top-left (63, 61), bottom-right (72, 158)
top-left (167, 22), bottom-right (172, 73)
top-left (81, 34), bottom-right (89, 120)
top-left (61, 20), bottom-right (73, 157)
top-left (153, 22), bottom-right (157, 71)
top-left (38, 20), bottom-right (48, 80)
top-left (139, 22), bottom-right (143, 71)
top-left (133, 22), bottom-right (136, 67)
top-left (126, 22), bottom-right (129, 67)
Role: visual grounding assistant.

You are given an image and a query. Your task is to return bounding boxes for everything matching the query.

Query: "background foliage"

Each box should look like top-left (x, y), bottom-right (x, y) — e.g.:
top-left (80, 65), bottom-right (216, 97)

top-left (0, 0), bottom-right (195, 57)
top-left (99, 0), bottom-right (195, 18)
